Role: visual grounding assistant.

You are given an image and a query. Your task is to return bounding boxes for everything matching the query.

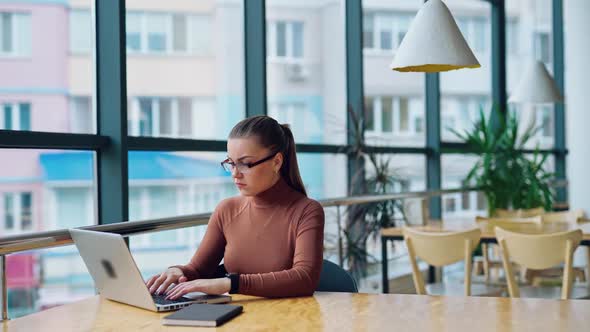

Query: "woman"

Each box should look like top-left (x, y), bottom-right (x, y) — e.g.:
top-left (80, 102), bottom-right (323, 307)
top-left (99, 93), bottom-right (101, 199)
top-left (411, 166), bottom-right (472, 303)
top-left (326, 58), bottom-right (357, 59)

top-left (146, 115), bottom-right (325, 299)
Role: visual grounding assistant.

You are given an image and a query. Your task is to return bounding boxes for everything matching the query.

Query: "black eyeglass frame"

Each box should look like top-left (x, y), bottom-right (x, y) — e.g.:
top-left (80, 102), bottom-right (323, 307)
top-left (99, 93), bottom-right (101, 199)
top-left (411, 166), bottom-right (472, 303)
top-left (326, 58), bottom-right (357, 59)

top-left (220, 152), bottom-right (278, 173)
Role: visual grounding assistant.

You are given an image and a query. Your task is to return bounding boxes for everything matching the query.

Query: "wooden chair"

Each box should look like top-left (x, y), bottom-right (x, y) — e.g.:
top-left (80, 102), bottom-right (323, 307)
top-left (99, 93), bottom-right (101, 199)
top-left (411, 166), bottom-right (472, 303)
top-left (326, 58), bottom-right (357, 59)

top-left (495, 227), bottom-right (584, 299)
top-left (526, 209), bottom-right (588, 285)
top-left (495, 207), bottom-right (545, 218)
top-left (541, 209), bottom-right (585, 224)
top-left (474, 216), bottom-right (542, 283)
top-left (403, 227), bottom-right (503, 297)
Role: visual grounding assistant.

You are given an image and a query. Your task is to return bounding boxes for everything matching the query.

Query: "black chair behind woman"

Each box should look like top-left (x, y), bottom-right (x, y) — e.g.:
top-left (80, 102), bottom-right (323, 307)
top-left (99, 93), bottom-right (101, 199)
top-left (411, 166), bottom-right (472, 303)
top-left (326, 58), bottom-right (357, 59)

top-left (316, 260), bottom-right (358, 293)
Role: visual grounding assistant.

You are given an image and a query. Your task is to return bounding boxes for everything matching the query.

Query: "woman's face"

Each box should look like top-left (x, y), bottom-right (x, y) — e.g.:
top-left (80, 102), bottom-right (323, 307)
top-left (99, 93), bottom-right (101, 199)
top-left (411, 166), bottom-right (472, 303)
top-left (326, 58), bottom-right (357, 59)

top-left (226, 137), bottom-right (283, 196)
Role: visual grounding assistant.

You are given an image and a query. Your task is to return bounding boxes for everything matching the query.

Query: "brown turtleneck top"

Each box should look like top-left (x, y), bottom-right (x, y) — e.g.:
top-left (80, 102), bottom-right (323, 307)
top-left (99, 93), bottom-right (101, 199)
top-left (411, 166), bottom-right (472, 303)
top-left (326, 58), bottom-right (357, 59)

top-left (175, 178), bottom-right (325, 298)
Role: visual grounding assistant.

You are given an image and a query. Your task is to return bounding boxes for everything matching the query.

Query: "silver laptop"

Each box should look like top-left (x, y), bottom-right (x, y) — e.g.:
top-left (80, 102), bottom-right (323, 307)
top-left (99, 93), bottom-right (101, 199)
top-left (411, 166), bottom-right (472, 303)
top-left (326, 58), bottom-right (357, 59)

top-left (70, 228), bottom-right (231, 312)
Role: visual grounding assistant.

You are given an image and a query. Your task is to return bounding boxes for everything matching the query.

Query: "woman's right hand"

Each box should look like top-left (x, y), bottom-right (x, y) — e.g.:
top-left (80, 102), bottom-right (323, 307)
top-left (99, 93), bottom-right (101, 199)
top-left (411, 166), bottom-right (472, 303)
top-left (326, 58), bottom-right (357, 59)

top-left (146, 267), bottom-right (188, 295)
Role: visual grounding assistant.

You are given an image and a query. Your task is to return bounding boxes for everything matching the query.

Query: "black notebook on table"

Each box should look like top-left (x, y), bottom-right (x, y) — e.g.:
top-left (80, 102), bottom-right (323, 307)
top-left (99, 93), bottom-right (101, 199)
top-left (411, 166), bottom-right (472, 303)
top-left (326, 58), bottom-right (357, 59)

top-left (162, 303), bottom-right (243, 327)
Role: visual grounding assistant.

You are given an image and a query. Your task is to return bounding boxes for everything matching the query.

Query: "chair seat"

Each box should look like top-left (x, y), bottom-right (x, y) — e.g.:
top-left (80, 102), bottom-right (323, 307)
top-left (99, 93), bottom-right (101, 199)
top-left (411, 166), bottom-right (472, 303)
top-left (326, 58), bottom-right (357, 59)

top-left (518, 286), bottom-right (590, 299)
top-left (426, 283), bottom-right (504, 297)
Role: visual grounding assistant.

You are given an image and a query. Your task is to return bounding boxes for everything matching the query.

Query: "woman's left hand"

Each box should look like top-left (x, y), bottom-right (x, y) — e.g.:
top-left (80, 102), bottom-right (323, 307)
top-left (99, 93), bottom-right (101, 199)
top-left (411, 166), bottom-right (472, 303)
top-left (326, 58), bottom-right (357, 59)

top-left (165, 277), bottom-right (231, 300)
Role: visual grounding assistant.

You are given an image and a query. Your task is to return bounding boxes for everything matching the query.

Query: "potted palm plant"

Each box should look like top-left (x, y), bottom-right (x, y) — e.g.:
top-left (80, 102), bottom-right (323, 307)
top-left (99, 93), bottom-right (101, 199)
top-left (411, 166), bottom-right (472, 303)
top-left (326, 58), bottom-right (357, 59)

top-left (450, 108), bottom-right (555, 216)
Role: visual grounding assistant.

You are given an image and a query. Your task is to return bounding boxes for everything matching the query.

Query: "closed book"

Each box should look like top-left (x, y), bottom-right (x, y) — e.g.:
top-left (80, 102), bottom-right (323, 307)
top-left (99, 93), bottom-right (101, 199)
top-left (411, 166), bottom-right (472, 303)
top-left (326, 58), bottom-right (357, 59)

top-left (162, 303), bottom-right (243, 327)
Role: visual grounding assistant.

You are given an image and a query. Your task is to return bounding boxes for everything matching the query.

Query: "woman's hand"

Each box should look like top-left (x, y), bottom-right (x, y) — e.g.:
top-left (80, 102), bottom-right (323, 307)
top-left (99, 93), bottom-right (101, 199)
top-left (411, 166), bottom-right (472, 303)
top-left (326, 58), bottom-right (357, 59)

top-left (165, 278), bottom-right (231, 300)
top-left (146, 267), bottom-right (187, 295)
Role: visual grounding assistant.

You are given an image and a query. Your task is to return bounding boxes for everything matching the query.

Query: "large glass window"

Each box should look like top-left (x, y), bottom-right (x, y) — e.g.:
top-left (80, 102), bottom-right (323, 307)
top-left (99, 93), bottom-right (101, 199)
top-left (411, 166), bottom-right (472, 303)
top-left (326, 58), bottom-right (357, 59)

top-left (1, 149), bottom-right (96, 317)
top-left (362, 1), bottom-right (425, 147)
top-left (126, 2), bottom-right (244, 140)
top-left (440, 1), bottom-right (492, 143)
top-left (128, 151), bottom-right (237, 278)
top-left (506, 0), bottom-right (554, 149)
top-left (266, 0), bottom-right (347, 145)
top-left (441, 155), bottom-right (485, 219)
top-left (0, 3), bottom-right (95, 134)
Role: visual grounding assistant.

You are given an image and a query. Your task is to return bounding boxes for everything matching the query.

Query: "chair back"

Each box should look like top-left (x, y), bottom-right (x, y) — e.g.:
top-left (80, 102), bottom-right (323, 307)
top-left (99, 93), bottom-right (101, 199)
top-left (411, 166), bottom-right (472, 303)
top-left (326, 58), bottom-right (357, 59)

top-left (495, 227), bottom-right (583, 299)
top-left (316, 259), bottom-right (358, 293)
top-left (494, 207), bottom-right (545, 218)
top-left (542, 209), bottom-right (585, 224)
top-left (403, 227), bottom-right (481, 295)
top-left (476, 215), bottom-right (542, 225)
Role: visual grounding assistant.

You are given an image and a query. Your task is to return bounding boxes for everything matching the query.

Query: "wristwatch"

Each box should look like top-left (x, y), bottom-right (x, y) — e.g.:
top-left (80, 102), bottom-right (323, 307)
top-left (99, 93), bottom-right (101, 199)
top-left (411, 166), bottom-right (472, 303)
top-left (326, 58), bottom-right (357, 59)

top-left (225, 273), bottom-right (240, 294)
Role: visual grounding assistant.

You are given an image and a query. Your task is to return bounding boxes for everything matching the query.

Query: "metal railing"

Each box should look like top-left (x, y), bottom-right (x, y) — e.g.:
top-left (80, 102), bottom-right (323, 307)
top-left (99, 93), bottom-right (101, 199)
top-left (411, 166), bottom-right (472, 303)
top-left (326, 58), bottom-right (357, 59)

top-left (0, 185), bottom-right (526, 321)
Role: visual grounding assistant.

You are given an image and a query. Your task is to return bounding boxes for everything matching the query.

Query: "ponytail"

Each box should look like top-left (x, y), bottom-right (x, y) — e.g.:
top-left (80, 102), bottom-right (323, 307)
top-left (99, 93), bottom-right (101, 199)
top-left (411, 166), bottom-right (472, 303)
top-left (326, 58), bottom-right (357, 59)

top-left (228, 115), bottom-right (307, 196)
top-left (279, 124), bottom-right (307, 196)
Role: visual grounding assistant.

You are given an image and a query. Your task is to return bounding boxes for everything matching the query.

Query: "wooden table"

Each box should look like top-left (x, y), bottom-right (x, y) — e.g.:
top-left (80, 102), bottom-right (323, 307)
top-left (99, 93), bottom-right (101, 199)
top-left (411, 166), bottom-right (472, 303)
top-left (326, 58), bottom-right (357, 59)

top-left (381, 220), bottom-right (590, 293)
top-left (4, 292), bottom-right (590, 331)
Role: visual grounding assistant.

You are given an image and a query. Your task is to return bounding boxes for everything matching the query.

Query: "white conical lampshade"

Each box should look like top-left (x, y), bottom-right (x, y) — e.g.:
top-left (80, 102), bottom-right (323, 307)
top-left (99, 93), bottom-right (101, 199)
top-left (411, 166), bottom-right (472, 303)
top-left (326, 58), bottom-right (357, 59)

top-left (508, 60), bottom-right (563, 103)
top-left (390, 0), bottom-right (480, 72)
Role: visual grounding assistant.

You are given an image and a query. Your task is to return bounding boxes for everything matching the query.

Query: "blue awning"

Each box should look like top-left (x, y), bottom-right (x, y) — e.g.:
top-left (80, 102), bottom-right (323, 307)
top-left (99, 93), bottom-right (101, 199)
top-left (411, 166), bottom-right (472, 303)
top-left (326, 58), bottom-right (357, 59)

top-left (40, 151), bottom-right (229, 181)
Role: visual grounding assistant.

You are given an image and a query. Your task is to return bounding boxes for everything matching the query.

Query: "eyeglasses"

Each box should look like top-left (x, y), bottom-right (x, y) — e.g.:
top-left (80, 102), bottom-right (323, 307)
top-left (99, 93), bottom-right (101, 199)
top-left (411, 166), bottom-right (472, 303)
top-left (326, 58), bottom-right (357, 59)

top-left (220, 153), bottom-right (277, 174)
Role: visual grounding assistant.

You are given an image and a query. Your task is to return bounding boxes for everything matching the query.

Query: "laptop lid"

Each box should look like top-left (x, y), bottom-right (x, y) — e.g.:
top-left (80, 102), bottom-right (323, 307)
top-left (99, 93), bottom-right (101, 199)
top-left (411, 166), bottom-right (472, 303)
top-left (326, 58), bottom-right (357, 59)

top-left (70, 228), bottom-right (161, 311)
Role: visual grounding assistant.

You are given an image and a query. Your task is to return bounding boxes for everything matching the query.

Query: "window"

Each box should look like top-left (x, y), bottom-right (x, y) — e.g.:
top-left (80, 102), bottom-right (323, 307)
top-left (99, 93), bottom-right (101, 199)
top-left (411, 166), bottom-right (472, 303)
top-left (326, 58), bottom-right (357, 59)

top-left (535, 31), bottom-right (552, 64)
top-left (363, 12), bottom-right (415, 52)
top-left (377, 14), bottom-right (393, 51)
top-left (455, 16), bottom-right (488, 53)
top-left (268, 20), bottom-right (304, 59)
top-left (536, 105), bottom-right (553, 138)
top-left (364, 97), bottom-right (375, 131)
top-left (126, 12), bottom-right (141, 52)
top-left (70, 97), bottom-right (93, 134)
top-left (2, 192), bottom-right (33, 232)
top-left (382, 97), bottom-right (393, 133)
top-left (1, 103), bottom-right (31, 131)
top-left (125, 12), bottom-right (210, 55)
top-left (0, 12), bottom-right (31, 57)
top-left (7, 289), bottom-right (37, 312)
top-left (444, 197), bottom-right (456, 213)
top-left (146, 14), bottom-right (167, 52)
top-left (69, 10), bottom-right (92, 53)
top-left (363, 14), bottom-right (374, 49)
top-left (506, 19), bottom-right (519, 55)
top-left (364, 96), bottom-right (424, 139)
top-left (476, 192), bottom-right (486, 211)
top-left (129, 97), bottom-right (203, 138)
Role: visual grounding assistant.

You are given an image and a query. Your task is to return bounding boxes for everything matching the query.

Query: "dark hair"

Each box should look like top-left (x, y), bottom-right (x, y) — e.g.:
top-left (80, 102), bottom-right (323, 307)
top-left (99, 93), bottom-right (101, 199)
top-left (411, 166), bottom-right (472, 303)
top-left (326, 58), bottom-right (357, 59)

top-left (228, 115), bottom-right (307, 196)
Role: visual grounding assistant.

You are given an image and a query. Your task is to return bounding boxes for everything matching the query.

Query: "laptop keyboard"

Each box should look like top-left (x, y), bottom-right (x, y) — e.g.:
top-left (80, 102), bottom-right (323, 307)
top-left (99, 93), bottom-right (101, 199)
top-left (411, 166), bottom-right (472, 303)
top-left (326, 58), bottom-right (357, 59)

top-left (152, 294), bottom-right (192, 305)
